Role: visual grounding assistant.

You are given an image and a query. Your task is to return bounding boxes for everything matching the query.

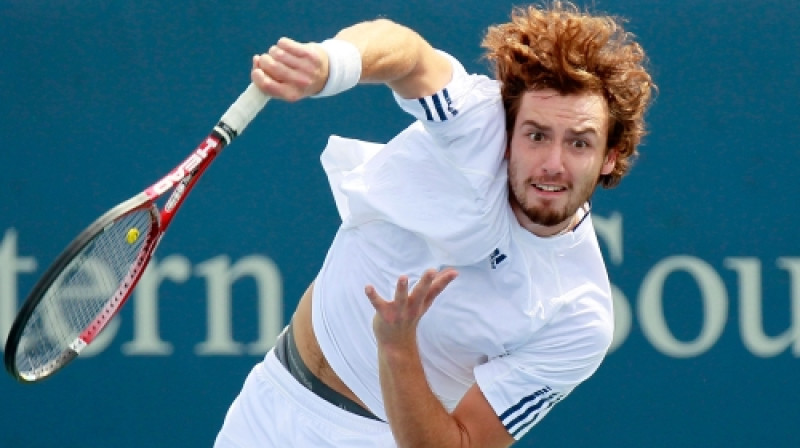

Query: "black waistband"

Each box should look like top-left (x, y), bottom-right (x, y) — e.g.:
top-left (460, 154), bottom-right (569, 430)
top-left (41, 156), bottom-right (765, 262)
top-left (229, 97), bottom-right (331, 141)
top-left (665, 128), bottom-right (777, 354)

top-left (273, 322), bottom-right (383, 421)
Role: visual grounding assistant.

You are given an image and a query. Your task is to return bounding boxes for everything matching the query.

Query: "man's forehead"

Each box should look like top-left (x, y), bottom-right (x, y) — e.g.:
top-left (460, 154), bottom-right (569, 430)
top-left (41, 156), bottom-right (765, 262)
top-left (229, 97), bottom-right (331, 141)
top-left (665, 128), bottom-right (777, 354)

top-left (519, 89), bottom-right (608, 130)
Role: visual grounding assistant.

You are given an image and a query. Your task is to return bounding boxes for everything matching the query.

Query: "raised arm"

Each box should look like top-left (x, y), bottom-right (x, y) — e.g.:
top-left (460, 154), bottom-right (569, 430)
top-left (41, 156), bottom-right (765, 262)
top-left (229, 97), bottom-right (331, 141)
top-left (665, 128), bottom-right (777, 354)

top-left (365, 270), bottom-right (516, 448)
top-left (251, 19), bottom-right (452, 101)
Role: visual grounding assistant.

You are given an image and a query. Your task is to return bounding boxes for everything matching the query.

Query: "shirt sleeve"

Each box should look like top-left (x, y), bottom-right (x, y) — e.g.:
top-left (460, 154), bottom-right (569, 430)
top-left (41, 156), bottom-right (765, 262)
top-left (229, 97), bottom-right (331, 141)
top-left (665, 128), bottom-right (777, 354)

top-left (320, 51), bottom-right (510, 266)
top-left (473, 295), bottom-right (614, 440)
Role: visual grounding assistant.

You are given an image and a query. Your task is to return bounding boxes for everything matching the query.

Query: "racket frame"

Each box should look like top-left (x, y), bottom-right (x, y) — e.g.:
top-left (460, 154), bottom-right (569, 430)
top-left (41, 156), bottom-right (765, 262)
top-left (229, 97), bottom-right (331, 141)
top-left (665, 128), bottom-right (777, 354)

top-left (4, 84), bottom-right (270, 383)
top-left (3, 197), bottom-right (160, 382)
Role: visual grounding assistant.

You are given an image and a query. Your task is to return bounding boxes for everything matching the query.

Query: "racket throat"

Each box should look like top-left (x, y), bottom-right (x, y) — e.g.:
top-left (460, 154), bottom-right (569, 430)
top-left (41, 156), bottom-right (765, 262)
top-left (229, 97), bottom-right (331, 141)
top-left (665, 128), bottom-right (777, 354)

top-left (68, 338), bottom-right (88, 355)
top-left (164, 176), bottom-right (191, 213)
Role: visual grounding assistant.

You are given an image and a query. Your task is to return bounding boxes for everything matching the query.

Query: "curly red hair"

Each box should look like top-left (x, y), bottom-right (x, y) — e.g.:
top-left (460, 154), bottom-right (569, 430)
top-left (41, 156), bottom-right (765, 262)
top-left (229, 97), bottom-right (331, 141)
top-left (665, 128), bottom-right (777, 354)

top-left (482, 1), bottom-right (655, 188)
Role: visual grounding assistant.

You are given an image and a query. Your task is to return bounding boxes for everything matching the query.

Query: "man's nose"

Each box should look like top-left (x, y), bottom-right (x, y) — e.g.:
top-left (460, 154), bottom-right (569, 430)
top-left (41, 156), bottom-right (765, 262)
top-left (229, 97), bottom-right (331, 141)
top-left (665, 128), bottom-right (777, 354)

top-left (540, 143), bottom-right (565, 175)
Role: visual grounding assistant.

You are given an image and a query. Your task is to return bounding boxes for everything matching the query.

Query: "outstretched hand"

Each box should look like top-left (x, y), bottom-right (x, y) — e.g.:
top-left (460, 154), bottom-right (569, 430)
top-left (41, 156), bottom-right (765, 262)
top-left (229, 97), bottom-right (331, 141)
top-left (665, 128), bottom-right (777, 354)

top-left (365, 268), bottom-right (459, 350)
top-left (251, 37), bottom-right (329, 102)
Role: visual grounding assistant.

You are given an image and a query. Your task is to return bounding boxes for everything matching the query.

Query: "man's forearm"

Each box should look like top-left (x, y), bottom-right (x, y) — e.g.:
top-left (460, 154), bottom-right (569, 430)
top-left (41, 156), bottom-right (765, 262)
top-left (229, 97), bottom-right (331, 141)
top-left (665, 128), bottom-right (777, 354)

top-left (378, 342), bottom-right (469, 448)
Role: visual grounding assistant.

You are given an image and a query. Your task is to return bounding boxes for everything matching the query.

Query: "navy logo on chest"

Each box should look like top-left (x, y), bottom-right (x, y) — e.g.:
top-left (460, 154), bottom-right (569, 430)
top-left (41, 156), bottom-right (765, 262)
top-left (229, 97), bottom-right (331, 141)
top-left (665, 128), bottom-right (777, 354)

top-left (490, 248), bottom-right (507, 269)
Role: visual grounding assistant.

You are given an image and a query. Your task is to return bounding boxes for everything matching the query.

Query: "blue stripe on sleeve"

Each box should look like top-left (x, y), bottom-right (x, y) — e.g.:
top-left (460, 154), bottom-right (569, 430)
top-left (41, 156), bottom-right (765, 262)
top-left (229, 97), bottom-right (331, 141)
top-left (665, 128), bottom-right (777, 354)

top-left (500, 387), bottom-right (565, 439)
top-left (442, 88), bottom-right (458, 117)
top-left (415, 89), bottom-right (459, 122)
top-left (418, 98), bottom-right (434, 121)
top-left (431, 94), bottom-right (448, 121)
top-left (508, 392), bottom-right (560, 437)
top-left (499, 386), bottom-right (552, 420)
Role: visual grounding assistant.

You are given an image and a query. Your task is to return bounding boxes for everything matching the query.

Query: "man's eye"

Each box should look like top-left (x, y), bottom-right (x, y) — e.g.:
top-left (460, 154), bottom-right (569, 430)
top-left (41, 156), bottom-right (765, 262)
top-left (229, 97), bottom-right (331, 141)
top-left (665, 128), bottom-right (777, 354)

top-left (573, 140), bottom-right (590, 148)
top-left (528, 132), bottom-right (545, 142)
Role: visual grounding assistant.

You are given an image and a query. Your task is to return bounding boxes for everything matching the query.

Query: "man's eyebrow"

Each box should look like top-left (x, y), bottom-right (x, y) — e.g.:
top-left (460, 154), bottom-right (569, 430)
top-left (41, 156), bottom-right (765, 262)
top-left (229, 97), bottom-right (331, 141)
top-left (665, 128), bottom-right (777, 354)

top-left (569, 127), bottom-right (600, 136)
top-left (519, 119), bottom-right (551, 131)
top-left (520, 119), bottom-right (600, 136)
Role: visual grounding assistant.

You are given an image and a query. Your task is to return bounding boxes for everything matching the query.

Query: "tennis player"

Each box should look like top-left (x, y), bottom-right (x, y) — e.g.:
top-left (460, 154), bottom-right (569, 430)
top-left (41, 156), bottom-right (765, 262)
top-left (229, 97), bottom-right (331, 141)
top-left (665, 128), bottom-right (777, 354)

top-left (215, 2), bottom-right (654, 447)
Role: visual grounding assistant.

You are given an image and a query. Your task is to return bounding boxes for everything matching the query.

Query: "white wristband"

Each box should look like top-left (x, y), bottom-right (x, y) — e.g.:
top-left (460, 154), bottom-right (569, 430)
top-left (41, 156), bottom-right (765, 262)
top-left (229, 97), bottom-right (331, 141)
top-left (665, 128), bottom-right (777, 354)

top-left (312, 39), bottom-right (362, 98)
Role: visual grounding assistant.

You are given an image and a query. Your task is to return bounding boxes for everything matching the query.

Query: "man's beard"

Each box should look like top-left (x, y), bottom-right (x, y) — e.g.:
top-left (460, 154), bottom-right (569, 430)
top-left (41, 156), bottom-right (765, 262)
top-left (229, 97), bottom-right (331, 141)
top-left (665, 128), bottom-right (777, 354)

top-left (508, 169), bottom-right (598, 227)
top-left (513, 191), bottom-right (573, 226)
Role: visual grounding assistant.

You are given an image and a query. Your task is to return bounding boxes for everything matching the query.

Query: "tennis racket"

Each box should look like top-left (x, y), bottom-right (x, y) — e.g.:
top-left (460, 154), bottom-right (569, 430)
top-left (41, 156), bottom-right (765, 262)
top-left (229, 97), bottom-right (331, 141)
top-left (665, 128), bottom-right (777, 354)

top-left (4, 83), bottom-right (270, 383)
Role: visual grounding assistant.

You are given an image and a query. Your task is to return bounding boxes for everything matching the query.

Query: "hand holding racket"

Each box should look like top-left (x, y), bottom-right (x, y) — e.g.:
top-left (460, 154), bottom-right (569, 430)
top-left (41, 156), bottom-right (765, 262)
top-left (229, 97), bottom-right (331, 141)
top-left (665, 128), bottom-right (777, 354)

top-left (4, 84), bottom-right (270, 382)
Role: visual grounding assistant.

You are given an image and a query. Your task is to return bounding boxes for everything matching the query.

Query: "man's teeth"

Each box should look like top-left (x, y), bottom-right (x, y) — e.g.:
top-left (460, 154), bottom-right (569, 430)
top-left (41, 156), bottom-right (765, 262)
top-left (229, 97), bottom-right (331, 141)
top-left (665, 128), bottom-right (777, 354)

top-left (535, 184), bottom-right (565, 192)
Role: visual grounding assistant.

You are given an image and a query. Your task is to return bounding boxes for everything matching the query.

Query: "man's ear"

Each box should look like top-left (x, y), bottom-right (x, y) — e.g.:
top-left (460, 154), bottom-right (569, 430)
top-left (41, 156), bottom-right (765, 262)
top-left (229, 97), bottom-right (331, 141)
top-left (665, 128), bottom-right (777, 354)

top-left (601, 148), bottom-right (618, 175)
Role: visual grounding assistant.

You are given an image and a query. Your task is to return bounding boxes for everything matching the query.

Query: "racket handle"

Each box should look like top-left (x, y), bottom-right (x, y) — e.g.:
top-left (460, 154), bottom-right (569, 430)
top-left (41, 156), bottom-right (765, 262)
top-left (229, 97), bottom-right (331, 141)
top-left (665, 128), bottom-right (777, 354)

top-left (219, 83), bottom-right (271, 138)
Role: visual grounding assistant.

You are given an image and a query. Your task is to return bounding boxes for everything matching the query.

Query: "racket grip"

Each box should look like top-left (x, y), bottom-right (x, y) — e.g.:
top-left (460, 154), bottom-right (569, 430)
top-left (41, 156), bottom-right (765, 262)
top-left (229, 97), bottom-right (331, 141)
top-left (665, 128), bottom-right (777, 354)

top-left (219, 83), bottom-right (271, 137)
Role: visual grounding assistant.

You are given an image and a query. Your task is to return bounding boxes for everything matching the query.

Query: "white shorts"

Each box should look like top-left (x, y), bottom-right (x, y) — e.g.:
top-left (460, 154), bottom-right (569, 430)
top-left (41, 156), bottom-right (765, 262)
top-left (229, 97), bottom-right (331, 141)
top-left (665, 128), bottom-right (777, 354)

top-left (214, 350), bottom-right (395, 447)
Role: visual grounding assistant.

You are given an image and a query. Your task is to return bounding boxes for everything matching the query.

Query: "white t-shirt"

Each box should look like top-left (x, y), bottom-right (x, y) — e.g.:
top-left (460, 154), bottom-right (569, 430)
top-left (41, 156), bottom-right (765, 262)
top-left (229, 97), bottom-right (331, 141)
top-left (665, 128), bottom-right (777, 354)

top-left (312, 52), bottom-right (614, 440)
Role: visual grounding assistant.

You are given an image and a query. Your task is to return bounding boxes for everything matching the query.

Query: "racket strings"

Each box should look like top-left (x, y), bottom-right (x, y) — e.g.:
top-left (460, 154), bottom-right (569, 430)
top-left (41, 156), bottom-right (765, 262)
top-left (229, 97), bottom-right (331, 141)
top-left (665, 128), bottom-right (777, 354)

top-left (15, 209), bottom-right (156, 379)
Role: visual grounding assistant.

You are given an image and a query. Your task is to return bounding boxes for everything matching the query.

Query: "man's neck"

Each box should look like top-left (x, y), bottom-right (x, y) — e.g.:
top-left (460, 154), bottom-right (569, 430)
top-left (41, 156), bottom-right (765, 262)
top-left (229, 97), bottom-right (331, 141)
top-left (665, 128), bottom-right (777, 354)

top-left (511, 202), bottom-right (588, 237)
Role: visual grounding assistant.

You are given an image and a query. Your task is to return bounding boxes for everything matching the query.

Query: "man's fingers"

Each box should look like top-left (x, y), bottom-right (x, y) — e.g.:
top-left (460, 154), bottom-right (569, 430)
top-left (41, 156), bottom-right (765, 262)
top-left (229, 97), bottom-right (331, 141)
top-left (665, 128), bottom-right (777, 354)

top-left (250, 68), bottom-right (305, 102)
top-left (394, 275), bottom-right (410, 302)
top-left (408, 269), bottom-right (436, 297)
top-left (427, 268), bottom-right (458, 300)
top-left (251, 40), bottom-right (320, 102)
top-left (256, 53), bottom-right (313, 87)
top-left (411, 268), bottom-right (456, 296)
top-left (404, 268), bottom-right (458, 310)
top-left (364, 284), bottom-right (387, 310)
top-left (276, 37), bottom-right (319, 61)
top-left (366, 269), bottom-right (457, 317)
top-left (268, 43), bottom-right (319, 76)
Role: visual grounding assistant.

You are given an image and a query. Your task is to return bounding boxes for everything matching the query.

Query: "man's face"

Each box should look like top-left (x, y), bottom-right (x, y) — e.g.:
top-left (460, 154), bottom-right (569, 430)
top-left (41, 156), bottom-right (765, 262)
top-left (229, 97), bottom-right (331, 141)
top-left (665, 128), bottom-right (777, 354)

top-left (506, 89), bottom-right (616, 236)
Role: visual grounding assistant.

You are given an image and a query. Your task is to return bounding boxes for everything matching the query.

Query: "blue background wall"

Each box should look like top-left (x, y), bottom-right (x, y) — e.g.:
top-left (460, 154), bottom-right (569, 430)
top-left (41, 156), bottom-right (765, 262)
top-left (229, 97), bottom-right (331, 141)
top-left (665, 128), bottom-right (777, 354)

top-left (2, 0), bottom-right (799, 447)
